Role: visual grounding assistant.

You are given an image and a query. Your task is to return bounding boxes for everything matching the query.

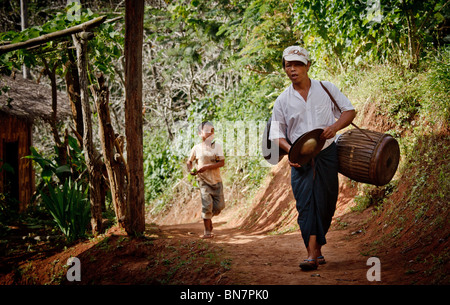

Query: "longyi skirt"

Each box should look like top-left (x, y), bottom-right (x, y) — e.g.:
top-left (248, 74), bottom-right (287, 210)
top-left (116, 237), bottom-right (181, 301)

top-left (291, 142), bottom-right (339, 248)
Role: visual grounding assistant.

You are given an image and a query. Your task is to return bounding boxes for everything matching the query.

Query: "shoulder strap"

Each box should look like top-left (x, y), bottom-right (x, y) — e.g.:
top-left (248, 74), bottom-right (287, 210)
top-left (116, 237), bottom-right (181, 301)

top-left (319, 81), bottom-right (375, 142)
top-left (320, 81), bottom-right (341, 113)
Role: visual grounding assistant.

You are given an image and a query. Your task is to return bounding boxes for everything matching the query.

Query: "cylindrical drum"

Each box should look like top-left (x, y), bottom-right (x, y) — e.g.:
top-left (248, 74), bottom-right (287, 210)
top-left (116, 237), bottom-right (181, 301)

top-left (336, 129), bottom-right (400, 186)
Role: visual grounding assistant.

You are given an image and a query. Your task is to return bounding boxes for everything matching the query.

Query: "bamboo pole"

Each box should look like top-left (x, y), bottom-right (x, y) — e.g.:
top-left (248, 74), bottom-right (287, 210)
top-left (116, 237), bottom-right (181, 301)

top-left (0, 16), bottom-right (107, 55)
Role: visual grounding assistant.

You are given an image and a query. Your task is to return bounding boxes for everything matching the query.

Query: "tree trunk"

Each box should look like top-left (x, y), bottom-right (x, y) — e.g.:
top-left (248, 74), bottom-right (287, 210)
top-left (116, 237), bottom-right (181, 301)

top-left (124, 0), bottom-right (145, 235)
top-left (72, 32), bottom-right (103, 235)
top-left (92, 74), bottom-right (128, 228)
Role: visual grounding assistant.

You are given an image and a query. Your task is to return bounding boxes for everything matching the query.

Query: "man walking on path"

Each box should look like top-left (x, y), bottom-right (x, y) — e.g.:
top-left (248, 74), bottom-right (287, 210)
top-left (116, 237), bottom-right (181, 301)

top-left (269, 46), bottom-right (356, 270)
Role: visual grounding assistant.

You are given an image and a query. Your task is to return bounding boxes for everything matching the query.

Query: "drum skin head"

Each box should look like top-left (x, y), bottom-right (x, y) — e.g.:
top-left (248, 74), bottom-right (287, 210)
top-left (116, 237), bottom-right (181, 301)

top-left (371, 135), bottom-right (400, 186)
top-left (289, 129), bottom-right (326, 165)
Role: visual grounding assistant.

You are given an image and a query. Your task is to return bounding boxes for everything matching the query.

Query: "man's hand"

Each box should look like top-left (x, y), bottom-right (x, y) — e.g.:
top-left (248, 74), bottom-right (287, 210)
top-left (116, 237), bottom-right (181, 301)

top-left (321, 125), bottom-right (337, 139)
top-left (321, 110), bottom-right (356, 140)
top-left (274, 138), bottom-right (302, 168)
top-left (288, 160), bottom-right (302, 168)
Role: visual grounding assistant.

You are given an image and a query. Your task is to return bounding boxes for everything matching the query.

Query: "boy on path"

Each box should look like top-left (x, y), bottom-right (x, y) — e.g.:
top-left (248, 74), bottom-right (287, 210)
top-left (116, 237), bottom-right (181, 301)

top-left (187, 121), bottom-right (225, 239)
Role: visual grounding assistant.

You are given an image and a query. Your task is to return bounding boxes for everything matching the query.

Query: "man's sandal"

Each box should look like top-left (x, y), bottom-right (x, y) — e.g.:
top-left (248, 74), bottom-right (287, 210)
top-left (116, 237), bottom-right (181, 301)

top-left (317, 256), bottom-right (326, 265)
top-left (299, 259), bottom-right (318, 271)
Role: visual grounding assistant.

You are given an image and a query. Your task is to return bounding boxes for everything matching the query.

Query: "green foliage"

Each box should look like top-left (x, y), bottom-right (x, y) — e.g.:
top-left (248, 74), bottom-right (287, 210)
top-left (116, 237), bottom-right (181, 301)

top-left (39, 178), bottom-right (90, 242)
top-left (0, 2), bottom-right (123, 82)
top-left (25, 136), bottom-right (90, 241)
top-left (143, 129), bottom-right (184, 203)
top-left (337, 46), bottom-right (450, 128)
top-left (27, 147), bottom-right (68, 183)
top-left (351, 181), bottom-right (398, 212)
top-left (0, 158), bottom-right (14, 175)
top-left (293, 0), bottom-right (450, 72)
top-left (0, 191), bottom-right (19, 225)
top-left (421, 46), bottom-right (450, 124)
top-left (88, 17), bottom-right (124, 82)
top-left (401, 131), bottom-right (450, 209)
top-left (230, 0), bottom-right (299, 73)
top-left (25, 135), bottom-right (87, 184)
top-left (1, 3), bottom-right (74, 73)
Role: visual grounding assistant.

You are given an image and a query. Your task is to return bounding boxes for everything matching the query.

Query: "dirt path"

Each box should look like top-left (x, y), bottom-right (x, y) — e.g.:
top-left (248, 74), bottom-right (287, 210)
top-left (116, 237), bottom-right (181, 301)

top-left (159, 209), bottom-right (382, 285)
top-left (151, 157), bottom-right (410, 285)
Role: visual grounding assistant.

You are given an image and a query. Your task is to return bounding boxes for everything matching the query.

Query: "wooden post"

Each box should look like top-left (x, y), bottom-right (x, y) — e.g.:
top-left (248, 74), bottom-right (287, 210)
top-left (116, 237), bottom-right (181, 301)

top-left (72, 31), bottom-right (103, 235)
top-left (92, 74), bottom-right (128, 228)
top-left (124, 0), bottom-right (145, 235)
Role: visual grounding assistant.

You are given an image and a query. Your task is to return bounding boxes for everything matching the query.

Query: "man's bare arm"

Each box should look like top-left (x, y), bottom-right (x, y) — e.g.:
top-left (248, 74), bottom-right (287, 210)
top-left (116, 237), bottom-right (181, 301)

top-left (321, 109), bottom-right (356, 139)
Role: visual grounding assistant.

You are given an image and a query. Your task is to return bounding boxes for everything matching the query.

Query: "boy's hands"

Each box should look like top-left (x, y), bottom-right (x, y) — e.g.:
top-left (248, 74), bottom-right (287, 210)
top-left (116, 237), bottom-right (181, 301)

top-left (194, 160), bottom-right (225, 175)
top-left (190, 166), bottom-right (207, 175)
top-left (189, 160), bottom-right (225, 175)
top-left (190, 167), bottom-right (208, 175)
top-left (190, 168), bottom-right (198, 175)
top-left (195, 167), bottom-right (206, 174)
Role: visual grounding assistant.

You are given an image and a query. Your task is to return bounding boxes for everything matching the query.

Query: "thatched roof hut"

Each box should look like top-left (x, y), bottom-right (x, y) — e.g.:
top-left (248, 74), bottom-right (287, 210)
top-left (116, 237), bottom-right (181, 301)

top-left (0, 75), bottom-right (71, 121)
top-left (0, 74), bottom-right (71, 212)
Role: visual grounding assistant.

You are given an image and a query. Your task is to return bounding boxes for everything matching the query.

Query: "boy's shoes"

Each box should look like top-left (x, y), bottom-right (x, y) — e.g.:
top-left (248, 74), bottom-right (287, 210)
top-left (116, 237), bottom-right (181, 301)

top-left (201, 233), bottom-right (214, 239)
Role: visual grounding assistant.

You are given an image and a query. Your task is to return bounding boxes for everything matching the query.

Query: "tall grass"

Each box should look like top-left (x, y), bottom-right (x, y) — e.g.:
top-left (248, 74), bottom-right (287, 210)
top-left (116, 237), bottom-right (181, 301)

top-left (338, 46), bottom-right (450, 129)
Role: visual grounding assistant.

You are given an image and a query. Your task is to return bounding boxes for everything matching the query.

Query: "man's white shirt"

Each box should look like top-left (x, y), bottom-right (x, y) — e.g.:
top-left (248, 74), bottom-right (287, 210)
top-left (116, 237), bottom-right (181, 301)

top-left (269, 79), bottom-right (355, 150)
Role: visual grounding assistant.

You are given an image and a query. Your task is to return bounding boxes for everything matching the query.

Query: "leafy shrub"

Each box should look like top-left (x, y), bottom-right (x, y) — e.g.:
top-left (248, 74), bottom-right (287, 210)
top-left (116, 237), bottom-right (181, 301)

top-left (337, 49), bottom-right (449, 129)
top-left (25, 136), bottom-right (90, 242)
top-left (421, 46), bottom-right (450, 125)
top-left (143, 129), bottom-right (184, 203)
top-left (39, 179), bottom-right (90, 242)
top-left (26, 135), bottom-right (87, 184)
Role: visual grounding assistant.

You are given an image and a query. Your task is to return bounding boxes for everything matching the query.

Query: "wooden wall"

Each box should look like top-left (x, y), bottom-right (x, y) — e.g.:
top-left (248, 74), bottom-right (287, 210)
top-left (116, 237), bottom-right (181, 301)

top-left (0, 113), bottom-right (34, 212)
